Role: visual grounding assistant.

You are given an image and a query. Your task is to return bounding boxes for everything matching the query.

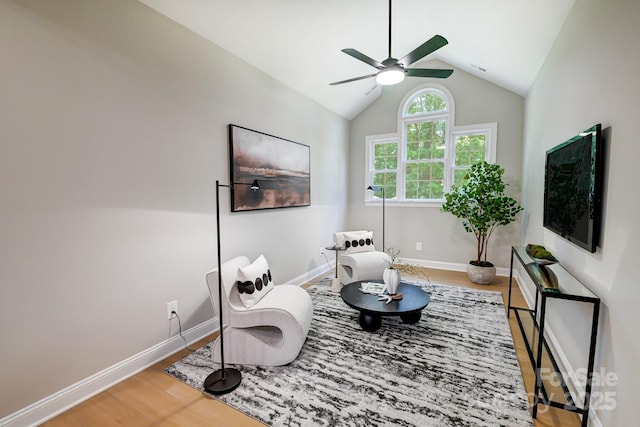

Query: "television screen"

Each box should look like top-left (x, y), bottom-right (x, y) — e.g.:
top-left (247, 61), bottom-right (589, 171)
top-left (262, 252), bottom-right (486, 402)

top-left (543, 124), bottom-right (603, 253)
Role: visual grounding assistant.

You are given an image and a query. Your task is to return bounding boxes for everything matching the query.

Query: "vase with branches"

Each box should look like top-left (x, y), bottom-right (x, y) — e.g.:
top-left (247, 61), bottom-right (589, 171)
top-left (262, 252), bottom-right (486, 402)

top-left (382, 247), bottom-right (401, 295)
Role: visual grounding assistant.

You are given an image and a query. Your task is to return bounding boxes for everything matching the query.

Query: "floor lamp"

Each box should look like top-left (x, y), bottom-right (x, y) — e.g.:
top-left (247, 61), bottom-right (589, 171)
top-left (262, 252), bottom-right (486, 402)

top-left (366, 185), bottom-right (385, 252)
top-left (204, 179), bottom-right (260, 395)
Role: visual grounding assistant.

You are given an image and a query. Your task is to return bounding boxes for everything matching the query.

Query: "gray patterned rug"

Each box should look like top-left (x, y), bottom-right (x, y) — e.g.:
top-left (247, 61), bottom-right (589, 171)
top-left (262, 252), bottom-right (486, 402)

top-left (165, 279), bottom-right (532, 426)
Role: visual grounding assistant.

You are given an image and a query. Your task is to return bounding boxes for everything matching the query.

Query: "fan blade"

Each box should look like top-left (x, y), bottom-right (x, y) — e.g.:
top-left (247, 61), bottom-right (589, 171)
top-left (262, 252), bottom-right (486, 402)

top-left (399, 35), bottom-right (449, 67)
top-left (330, 74), bottom-right (377, 86)
top-left (405, 68), bottom-right (453, 79)
top-left (341, 48), bottom-right (384, 69)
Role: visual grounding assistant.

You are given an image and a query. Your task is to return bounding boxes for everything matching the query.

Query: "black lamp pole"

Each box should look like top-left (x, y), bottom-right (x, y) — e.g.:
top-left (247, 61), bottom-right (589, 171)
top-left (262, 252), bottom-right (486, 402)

top-left (366, 185), bottom-right (385, 251)
top-left (204, 179), bottom-right (259, 395)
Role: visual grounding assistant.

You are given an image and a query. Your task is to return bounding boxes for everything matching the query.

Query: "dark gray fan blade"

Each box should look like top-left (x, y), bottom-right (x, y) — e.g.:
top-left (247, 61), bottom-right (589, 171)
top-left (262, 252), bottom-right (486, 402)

top-left (341, 48), bottom-right (384, 69)
top-left (406, 68), bottom-right (453, 78)
top-left (330, 74), bottom-right (378, 86)
top-left (399, 35), bottom-right (449, 67)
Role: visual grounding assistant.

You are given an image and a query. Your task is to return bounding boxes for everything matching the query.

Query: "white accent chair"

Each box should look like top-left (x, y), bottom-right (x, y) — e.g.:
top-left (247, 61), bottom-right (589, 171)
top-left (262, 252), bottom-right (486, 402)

top-left (334, 230), bottom-right (391, 286)
top-left (206, 256), bottom-right (313, 366)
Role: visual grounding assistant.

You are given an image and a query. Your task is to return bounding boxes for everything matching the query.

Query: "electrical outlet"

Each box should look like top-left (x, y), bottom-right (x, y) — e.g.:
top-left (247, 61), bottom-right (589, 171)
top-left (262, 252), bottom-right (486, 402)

top-left (167, 300), bottom-right (178, 320)
top-left (416, 242), bottom-right (422, 251)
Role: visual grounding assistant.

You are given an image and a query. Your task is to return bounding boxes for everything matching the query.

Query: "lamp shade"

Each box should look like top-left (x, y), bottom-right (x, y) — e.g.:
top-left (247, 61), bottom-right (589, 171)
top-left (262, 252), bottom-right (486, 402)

top-left (376, 66), bottom-right (405, 85)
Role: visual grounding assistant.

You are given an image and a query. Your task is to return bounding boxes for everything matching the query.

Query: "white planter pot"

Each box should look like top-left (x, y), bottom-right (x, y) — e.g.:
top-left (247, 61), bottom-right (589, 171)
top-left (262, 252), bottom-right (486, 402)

top-left (383, 268), bottom-right (401, 294)
top-left (467, 262), bottom-right (496, 285)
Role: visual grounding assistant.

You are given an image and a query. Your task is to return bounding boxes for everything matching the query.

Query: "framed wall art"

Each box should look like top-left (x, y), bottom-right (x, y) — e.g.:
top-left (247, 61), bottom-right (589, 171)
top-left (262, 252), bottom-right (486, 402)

top-left (229, 124), bottom-right (310, 212)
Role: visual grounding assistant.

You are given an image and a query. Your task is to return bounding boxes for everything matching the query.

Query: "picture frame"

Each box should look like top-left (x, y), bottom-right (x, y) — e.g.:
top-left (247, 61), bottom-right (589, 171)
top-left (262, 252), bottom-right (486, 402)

top-left (229, 124), bottom-right (310, 212)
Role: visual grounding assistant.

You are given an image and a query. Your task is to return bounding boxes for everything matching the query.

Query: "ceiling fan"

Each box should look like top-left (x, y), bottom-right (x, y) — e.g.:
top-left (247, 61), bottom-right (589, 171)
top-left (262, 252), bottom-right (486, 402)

top-left (330, 0), bottom-right (453, 86)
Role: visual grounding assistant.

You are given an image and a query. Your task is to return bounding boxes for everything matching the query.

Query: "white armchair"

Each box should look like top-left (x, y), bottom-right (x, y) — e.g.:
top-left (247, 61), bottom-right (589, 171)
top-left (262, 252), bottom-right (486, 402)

top-left (334, 230), bottom-right (391, 285)
top-left (206, 255), bottom-right (313, 366)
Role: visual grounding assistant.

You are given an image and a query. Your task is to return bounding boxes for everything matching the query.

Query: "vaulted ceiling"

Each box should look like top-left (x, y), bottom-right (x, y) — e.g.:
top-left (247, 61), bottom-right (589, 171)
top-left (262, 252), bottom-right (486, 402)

top-left (138, 0), bottom-right (575, 120)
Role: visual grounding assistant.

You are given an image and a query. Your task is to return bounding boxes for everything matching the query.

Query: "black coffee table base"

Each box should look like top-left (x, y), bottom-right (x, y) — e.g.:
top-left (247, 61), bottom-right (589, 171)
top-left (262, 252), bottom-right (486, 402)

top-left (359, 310), bottom-right (422, 332)
top-left (400, 311), bottom-right (422, 324)
top-left (359, 312), bottom-right (381, 332)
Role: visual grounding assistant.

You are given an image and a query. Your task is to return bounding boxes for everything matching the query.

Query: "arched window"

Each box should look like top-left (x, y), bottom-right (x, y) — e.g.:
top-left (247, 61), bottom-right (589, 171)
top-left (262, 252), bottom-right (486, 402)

top-left (404, 90), bottom-right (449, 116)
top-left (366, 83), bottom-right (496, 205)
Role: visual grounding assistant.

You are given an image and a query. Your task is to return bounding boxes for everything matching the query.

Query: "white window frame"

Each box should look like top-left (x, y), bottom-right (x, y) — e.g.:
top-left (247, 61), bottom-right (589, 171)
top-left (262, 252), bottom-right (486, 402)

top-left (400, 113), bottom-right (450, 203)
top-left (365, 83), bottom-right (497, 207)
top-left (449, 122), bottom-right (497, 188)
top-left (367, 134), bottom-right (399, 201)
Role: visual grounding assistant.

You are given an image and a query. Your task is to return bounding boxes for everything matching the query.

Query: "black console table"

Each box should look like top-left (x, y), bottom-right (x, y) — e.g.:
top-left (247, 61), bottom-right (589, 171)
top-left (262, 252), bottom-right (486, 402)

top-left (508, 246), bottom-right (600, 427)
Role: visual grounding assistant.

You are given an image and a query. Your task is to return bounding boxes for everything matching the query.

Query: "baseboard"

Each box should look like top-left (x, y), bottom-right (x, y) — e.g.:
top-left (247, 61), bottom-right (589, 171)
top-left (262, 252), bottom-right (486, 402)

top-left (281, 263), bottom-right (334, 286)
top-left (0, 319), bottom-right (217, 427)
top-left (399, 257), bottom-right (511, 277)
top-left (512, 271), bottom-right (604, 427)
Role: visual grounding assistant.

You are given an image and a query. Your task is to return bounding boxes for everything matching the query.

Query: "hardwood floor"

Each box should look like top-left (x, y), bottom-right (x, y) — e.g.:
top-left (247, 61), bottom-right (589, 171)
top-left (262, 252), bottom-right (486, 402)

top-left (44, 267), bottom-right (580, 426)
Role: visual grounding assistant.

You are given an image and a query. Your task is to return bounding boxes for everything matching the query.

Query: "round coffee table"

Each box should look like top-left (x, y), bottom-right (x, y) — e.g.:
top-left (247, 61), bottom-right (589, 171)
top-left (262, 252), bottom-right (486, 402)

top-left (340, 281), bottom-right (430, 332)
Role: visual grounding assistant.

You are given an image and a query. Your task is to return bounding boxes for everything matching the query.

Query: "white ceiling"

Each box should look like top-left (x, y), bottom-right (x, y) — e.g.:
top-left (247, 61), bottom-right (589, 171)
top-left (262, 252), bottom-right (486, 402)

top-left (138, 0), bottom-right (575, 120)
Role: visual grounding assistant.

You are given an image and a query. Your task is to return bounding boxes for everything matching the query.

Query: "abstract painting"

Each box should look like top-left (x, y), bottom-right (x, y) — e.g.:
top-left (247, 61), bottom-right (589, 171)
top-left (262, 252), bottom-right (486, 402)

top-left (229, 124), bottom-right (310, 211)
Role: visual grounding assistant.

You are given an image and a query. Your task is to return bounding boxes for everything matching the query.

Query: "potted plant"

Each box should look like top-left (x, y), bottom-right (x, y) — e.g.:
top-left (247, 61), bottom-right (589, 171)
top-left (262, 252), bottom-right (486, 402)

top-left (441, 161), bottom-right (523, 284)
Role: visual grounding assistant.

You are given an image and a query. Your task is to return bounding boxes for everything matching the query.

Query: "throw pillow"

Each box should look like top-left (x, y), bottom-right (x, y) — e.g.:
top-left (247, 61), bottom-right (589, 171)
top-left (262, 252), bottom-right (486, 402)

top-left (236, 254), bottom-right (274, 308)
top-left (343, 231), bottom-right (376, 254)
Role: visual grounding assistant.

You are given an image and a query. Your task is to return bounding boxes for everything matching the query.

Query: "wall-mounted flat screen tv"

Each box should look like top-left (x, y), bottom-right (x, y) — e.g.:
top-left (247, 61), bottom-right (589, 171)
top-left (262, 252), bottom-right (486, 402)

top-left (543, 124), bottom-right (603, 253)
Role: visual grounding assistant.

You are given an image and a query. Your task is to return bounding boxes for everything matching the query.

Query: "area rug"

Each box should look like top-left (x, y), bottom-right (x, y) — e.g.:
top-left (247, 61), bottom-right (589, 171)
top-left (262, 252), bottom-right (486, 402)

top-left (165, 279), bottom-right (533, 426)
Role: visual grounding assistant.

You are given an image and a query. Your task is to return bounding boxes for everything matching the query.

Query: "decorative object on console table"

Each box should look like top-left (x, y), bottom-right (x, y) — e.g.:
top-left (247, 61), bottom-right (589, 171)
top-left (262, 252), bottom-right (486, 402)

top-left (525, 244), bottom-right (558, 265)
top-left (441, 161), bottom-right (523, 284)
top-left (524, 244), bottom-right (560, 292)
top-left (229, 124), bottom-right (310, 212)
top-left (203, 179), bottom-right (260, 396)
top-left (525, 263), bottom-right (560, 293)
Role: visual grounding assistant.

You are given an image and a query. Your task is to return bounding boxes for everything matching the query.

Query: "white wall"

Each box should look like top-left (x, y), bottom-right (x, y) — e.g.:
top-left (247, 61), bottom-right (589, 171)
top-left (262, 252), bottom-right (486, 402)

top-left (522, 0), bottom-right (640, 424)
top-left (0, 0), bottom-right (347, 418)
top-left (348, 59), bottom-right (524, 268)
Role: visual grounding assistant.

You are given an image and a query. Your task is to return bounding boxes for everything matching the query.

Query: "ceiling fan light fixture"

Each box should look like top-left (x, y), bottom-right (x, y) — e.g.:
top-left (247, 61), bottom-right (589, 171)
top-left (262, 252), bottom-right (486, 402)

top-left (376, 67), bottom-right (405, 85)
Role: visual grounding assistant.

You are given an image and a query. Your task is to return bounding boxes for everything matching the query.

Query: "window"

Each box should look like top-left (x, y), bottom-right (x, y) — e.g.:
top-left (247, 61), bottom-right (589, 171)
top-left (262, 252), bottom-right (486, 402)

top-left (451, 125), bottom-right (496, 187)
top-left (366, 84), bottom-right (496, 206)
top-left (370, 136), bottom-right (398, 199)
